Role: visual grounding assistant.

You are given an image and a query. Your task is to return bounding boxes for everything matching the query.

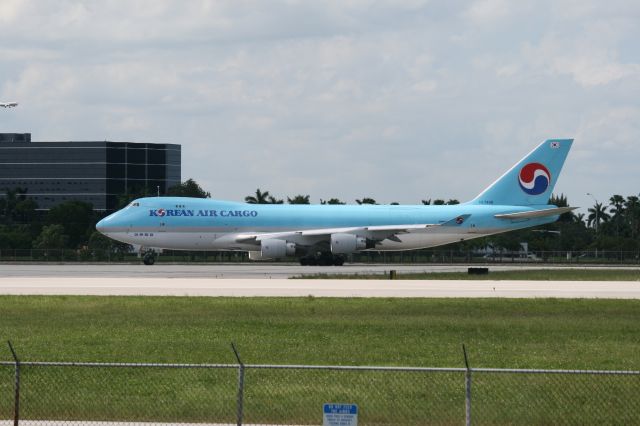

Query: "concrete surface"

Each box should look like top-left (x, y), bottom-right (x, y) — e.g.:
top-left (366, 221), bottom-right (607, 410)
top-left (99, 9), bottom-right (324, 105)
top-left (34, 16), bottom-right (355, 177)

top-left (0, 277), bottom-right (638, 298)
top-left (1, 263), bottom-right (636, 279)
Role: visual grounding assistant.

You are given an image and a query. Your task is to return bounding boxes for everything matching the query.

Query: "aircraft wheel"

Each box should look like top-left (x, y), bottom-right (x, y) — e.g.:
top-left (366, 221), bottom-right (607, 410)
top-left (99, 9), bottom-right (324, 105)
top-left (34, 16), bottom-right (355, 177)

top-left (299, 256), bottom-right (316, 266)
top-left (318, 253), bottom-right (334, 266)
top-left (333, 256), bottom-right (345, 266)
top-left (143, 253), bottom-right (156, 265)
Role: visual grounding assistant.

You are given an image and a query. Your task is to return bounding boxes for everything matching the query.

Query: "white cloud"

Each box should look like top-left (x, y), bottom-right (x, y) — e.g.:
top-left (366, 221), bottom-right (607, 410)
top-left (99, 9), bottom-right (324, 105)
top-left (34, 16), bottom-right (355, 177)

top-left (0, 0), bottom-right (25, 23)
top-left (464, 0), bottom-right (511, 25)
top-left (523, 34), bottom-right (640, 87)
top-left (576, 107), bottom-right (640, 150)
top-left (1, 1), bottom-right (639, 205)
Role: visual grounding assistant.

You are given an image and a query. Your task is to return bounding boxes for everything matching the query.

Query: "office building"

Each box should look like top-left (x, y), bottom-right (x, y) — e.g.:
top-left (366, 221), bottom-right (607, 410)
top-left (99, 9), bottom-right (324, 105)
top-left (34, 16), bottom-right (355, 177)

top-left (0, 133), bottom-right (181, 211)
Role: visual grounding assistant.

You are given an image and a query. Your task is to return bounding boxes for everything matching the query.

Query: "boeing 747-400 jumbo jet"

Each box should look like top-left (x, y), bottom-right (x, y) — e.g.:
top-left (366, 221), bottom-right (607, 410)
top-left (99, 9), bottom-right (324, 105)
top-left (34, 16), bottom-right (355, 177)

top-left (0, 101), bottom-right (18, 108)
top-left (97, 139), bottom-right (574, 265)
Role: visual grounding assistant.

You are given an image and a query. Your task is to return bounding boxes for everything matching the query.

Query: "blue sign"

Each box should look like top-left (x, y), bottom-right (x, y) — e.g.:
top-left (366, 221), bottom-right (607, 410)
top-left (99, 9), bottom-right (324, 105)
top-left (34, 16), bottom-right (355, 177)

top-left (323, 403), bottom-right (358, 426)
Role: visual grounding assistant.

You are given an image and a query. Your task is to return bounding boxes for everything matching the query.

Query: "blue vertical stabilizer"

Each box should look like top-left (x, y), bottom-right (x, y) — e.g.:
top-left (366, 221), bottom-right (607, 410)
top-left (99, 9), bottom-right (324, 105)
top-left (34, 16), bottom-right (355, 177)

top-left (467, 139), bottom-right (573, 206)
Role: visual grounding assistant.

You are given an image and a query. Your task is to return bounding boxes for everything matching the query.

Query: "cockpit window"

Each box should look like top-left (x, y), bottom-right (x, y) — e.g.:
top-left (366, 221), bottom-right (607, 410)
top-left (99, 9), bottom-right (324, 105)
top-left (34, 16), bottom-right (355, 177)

top-left (127, 202), bottom-right (140, 208)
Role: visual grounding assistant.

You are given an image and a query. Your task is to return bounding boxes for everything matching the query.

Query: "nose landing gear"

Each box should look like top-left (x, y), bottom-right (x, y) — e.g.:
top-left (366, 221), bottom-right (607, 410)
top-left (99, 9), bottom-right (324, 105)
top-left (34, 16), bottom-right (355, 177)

top-left (142, 250), bottom-right (157, 265)
top-left (142, 252), bottom-right (156, 265)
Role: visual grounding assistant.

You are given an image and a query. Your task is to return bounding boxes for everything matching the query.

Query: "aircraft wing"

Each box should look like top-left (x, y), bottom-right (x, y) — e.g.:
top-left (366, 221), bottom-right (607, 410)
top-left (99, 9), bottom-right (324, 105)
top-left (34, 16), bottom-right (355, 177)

top-left (235, 214), bottom-right (471, 245)
top-left (494, 207), bottom-right (577, 219)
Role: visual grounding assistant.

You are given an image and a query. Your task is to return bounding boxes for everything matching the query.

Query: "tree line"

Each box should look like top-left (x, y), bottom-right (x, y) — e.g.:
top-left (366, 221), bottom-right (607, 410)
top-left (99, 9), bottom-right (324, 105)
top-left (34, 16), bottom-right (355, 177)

top-left (243, 188), bottom-right (460, 206)
top-left (0, 181), bottom-right (638, 253)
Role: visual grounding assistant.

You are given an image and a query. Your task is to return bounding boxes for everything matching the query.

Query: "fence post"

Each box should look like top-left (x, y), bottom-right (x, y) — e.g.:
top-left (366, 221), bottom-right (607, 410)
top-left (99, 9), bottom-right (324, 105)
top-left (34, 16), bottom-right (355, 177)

top-left (463, 344), bottom-right (471, 426)
top-left (8, 341), bottom-right (20, 426)
top-left (231, 343), bottom-right (245, 426)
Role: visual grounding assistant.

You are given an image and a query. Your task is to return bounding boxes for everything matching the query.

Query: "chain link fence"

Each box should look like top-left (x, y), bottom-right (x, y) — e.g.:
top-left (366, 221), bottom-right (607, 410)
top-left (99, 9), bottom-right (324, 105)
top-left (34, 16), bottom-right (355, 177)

top-left (1, 356), bottom-right (639, 425)
top-left (470, 368), bottom-right (640, 425)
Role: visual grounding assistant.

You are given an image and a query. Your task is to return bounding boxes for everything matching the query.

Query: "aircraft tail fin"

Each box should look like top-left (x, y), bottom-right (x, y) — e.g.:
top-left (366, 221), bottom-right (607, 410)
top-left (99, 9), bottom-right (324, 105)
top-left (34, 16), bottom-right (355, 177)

top-left (467, 139), bottom-right (573, 206)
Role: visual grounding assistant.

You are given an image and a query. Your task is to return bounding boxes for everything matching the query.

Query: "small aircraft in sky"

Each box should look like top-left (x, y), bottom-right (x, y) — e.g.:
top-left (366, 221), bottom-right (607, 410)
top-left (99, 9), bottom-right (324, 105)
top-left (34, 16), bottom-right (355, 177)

top-left (0, 102), bottom-right (18, 108)
top-left (97, 139), bottom-right (575, 265)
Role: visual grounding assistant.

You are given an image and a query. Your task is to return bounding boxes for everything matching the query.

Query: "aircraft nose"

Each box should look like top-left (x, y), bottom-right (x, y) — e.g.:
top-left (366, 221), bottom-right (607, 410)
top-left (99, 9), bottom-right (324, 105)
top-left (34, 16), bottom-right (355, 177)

top-left (96, 217), bottom-right (109, 234)
top-left (96, 218), bottom-right (107, 234)
top-left (96, 212), bottom-right (122, 235)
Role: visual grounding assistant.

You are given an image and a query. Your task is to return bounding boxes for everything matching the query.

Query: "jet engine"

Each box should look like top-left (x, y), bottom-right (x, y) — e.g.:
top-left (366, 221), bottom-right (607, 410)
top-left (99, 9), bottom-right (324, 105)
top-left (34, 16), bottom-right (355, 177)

top-left (260, 239), bottom-right (296, 259)
top-left (330, 233), bottom-right (372, 254)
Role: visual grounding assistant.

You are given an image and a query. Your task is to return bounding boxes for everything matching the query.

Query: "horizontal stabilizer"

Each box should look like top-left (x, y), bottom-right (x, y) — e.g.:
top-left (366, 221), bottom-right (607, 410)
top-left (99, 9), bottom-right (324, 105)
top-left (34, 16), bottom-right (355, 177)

top-left (494, 207), bottom-right (577, 220)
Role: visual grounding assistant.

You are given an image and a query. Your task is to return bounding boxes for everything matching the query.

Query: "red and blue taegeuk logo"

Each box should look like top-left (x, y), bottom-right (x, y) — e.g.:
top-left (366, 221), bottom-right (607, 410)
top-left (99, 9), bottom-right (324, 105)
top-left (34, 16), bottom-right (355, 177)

top-left (518, 163), bottom-right (551, 195)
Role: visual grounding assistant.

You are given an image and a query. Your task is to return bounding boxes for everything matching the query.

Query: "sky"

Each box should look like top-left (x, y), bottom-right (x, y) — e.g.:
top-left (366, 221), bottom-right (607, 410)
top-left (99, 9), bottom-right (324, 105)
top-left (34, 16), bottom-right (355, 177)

top-left (1, 0), bottom-right (639, 212)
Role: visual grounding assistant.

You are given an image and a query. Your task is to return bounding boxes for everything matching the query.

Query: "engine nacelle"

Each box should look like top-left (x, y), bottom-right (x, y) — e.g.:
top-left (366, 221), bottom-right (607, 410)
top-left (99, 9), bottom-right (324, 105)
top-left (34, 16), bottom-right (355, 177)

top-left (330, 233), bottom-right (369, 254)
top-left (260, 239), bottom-right (296, 259)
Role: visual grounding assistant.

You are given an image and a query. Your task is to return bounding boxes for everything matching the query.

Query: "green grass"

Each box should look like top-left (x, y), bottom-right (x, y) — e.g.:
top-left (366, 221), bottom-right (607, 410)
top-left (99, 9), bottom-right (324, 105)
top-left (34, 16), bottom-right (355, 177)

top-left (1, 296), bottom-right (639, 424)
top-left (1, 296), bottom-right (639, 367)
top-left (296, 268), bottom-right (640, 281)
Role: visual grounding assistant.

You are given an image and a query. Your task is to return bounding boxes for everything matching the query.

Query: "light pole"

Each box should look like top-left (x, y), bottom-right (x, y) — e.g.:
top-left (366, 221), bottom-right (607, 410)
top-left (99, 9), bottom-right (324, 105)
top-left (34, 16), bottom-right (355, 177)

top-left (587, 193), bottom-right (599, 258)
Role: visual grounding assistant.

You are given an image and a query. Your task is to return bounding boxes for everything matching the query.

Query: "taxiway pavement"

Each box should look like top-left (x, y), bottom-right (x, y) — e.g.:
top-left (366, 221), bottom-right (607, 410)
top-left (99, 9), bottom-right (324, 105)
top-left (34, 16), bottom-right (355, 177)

top-left (1, 263), bottom-right (635, 279)
top-left (0, 277), bottom-right (638, 298)
top-left (0, 264), bottom-right (637, 298)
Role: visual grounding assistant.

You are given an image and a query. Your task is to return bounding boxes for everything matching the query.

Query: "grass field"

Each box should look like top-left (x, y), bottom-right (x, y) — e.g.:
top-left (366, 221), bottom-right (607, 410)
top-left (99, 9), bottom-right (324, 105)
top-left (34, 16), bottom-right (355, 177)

top-left (1, 296), bottom-right (639, 424)
top-left (1, 296), bottom-right (638, 368)
top-left (296, 268), bottom-right (640, 281)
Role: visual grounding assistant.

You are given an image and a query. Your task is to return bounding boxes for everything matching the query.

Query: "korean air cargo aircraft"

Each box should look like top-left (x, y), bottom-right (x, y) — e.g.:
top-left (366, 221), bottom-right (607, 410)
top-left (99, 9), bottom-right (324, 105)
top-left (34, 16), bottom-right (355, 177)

top-left (97, 139), bottom-right (574, 265)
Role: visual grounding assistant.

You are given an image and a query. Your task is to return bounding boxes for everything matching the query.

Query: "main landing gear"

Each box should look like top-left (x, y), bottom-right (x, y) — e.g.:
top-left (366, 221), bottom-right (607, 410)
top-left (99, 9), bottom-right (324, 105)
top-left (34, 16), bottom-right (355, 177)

top-left (299, 253), bottom-right (345, 266)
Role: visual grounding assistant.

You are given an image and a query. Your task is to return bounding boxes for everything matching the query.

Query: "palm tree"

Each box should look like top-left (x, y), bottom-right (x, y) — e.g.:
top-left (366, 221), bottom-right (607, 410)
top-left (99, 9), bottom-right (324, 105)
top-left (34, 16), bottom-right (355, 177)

top-left (245, 189), bottom-right (271, 204)
top-left (587, 202), bottom-right (610, 231)
top-left (624, 195), bottom-right (639, 210)
top-left (624, 195), bottom-right (640, 238)
top-left (421, 198), bottom-right (459, 205)
top-left (609, 194), bottom-right (625, 217)
top-left (267, 195), bottom-right (283, 204)
top-left (287, 195), bottom-right (310, 204)
top-left (320, 198), bottom-right (346, 205)
top-left (356, 197), bottom-right (377, 205)
top-left (549, 193), bottom-right (574, 222)
top-left (609, 194), bottom-right (625, 236)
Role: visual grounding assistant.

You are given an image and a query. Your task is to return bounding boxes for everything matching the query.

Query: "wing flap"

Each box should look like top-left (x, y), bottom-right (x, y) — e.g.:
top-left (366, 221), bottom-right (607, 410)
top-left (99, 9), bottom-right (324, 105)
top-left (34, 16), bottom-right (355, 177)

top-left (235, 225), bottom-right (423, 243)
top-left (234, 214), bottom-right (472, 244)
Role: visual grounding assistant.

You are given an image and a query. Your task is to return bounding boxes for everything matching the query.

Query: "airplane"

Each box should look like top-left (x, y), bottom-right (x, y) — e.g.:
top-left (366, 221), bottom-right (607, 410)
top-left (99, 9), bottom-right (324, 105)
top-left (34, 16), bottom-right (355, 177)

top-left (97, 139), bottom-right (575, 265)
top-left (0, 102), bottom-right (18, 108)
